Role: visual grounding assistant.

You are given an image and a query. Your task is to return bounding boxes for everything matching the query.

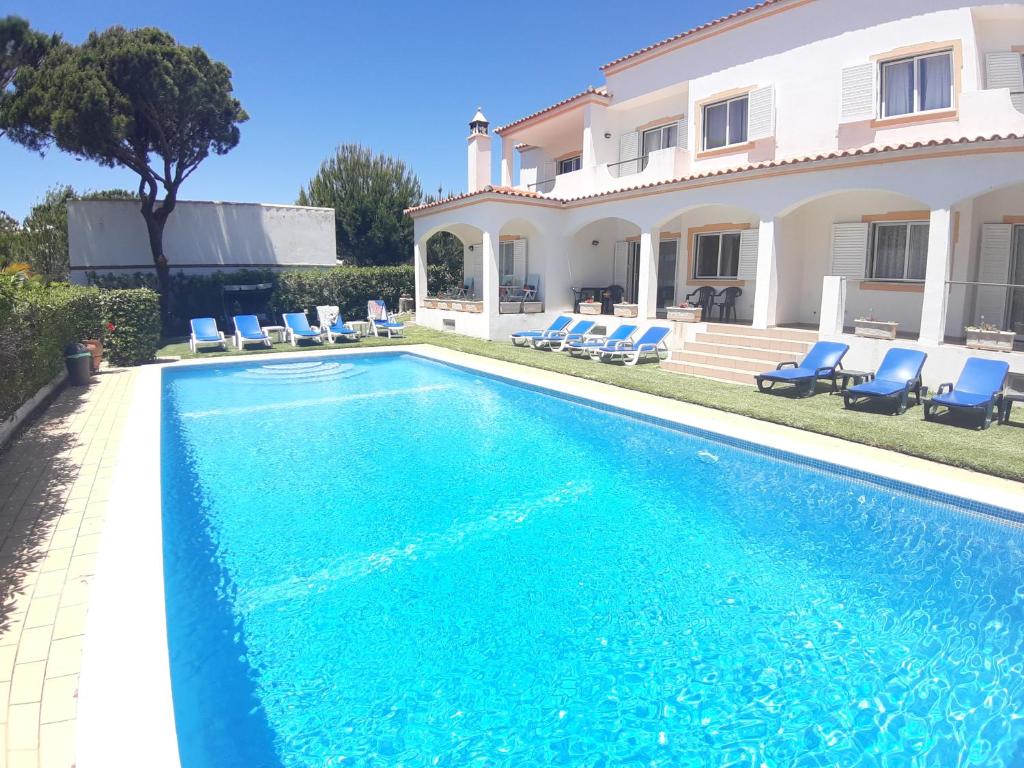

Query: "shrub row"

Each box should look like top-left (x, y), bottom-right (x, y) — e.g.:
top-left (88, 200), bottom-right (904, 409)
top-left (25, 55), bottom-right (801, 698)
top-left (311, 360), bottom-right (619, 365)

top-left (0, 278), bottom-right (160, 423)
top-left (88, 264), bottom-right (457, 335)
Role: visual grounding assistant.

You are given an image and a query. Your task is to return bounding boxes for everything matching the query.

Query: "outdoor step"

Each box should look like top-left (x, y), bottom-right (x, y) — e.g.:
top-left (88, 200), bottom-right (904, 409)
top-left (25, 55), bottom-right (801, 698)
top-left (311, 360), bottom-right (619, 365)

top-left (660, 359), bottom-right (757, 385)
top-left (669, 350), bottom-right (780, 374)
top-left (704, 323), bottom-right (820, 342)
top-left (681, 341), bottom-right (802, 363)
top-left (694, 332), bottom-right (814, 354)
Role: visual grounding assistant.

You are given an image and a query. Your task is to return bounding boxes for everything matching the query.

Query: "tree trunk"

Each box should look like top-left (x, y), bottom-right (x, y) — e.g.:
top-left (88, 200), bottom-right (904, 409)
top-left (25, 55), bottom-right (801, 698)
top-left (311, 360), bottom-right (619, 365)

top-left (140, 193), bottom-right (177, 333)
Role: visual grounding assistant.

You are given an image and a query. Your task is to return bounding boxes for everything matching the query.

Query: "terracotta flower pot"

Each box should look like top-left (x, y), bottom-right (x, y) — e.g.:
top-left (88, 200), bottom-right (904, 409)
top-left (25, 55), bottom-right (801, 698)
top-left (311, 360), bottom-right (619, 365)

top-left (82, 339), bottom-right (103, 373)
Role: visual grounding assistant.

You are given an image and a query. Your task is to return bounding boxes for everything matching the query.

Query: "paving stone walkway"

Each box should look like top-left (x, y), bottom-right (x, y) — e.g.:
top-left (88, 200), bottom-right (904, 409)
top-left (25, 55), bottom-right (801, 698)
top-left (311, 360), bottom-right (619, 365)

top-left (0, 369), bottom-right (135, 768)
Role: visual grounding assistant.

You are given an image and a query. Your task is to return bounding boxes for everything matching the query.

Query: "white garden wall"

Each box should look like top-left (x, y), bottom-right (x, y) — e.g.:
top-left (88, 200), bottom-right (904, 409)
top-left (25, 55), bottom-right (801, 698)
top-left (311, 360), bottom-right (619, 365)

top-left (67, 200), bottom-right (336, 283)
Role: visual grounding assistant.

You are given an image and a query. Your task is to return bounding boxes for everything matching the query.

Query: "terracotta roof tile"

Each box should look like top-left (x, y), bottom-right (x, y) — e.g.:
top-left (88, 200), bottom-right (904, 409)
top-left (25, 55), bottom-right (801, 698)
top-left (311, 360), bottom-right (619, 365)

top-left (405, 135), bottom-right (1023, 215)
top-left (493, 87), bottom-right (609, 135)
top-left (601, 0), bottom-right (791, 71)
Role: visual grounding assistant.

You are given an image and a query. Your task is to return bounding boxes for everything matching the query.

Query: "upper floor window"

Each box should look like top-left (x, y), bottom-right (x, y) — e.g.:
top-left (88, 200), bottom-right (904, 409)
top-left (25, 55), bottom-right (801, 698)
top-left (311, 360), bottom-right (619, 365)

top-left (702, 95), bottom-right (748, 151)
top-left (880, 51), bottom-right (952, 118)
top-left (694, 231), bottom-right (741, 279)
top-left (642, 124), bottom-right (678, 158)
top-left (557, 156), bottom-right (581, 175)
top-left (869, 222), bottom-right (928, 280)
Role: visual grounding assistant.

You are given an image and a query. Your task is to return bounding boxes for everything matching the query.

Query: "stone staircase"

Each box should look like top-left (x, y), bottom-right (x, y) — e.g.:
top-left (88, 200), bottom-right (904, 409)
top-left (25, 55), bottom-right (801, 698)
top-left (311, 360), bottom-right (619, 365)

top-left (661, 323), bottom-right (820, 384)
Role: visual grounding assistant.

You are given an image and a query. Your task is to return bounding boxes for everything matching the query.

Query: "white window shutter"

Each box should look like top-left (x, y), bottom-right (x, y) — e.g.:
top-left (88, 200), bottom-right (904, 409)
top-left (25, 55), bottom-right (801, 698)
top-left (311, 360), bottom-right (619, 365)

top-left (676, 117), bottom-right (689, 150)
top-left (830, 223), bottom-right (870, 277)
top-left (974, 224), bottom-right (1012, 326)
top-left (512, 239), bottom-right (527, 283)
top-left (736, 229), bottom-right (759, 280)
top-left (840, 63), bottom-right (876, 121)
top-left (985, 52), bottom-right (1024, 91)
top-left (746, 85), bottom-right (775, 141)
top-left (618, 131), bottom-right (639, 176)
top-left (1012, 92), bottom-right (1024, 112)
top-left (613, 241), bottom-right (628, 285)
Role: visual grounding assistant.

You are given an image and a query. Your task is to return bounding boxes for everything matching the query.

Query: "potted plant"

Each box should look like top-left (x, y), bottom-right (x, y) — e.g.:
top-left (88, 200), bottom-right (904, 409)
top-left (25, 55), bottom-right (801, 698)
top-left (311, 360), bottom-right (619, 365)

top-left (666, 302), bottom-right (702, 323)
top-left (83, 321), bottom-right (115, 374)
top-left (579, 297), bottom-right (602, 315)
top-left (613, 302), bottom-right (638, 317)
top-left (965, 319), bottom-right (1016, 352)
top-left (854, 311), bottom-right (898, 340)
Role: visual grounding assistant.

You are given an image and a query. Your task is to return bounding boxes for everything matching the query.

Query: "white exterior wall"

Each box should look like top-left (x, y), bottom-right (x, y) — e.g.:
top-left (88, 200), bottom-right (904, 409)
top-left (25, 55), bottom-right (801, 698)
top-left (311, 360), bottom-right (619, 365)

top-left (67, 200), bottom-right (336, 282)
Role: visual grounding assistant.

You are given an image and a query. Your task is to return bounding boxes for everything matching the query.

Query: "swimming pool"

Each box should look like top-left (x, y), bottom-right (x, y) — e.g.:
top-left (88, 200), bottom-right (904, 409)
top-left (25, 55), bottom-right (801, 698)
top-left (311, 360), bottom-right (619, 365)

top-left (161, 352), bottom-right (1024, 767)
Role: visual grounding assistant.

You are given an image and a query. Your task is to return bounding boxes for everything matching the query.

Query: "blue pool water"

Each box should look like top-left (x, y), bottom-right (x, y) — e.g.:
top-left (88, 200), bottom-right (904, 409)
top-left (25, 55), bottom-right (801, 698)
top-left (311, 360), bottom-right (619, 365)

top-left (162, 353), bottom-right (1024, 767)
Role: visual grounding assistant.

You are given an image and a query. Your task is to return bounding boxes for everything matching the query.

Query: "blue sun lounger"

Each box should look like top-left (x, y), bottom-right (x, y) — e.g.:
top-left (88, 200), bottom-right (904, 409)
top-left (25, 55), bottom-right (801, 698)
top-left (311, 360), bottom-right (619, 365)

top-left (282, 313), bottom-right (324, 346)
top-left (843, 348), bottom-right (927, 415)
top-left (923, 357), bottom-right (1009, 430)
top-left (189, 317), bottom-right (226, 353)
top-left (367, 300), bottom-right (405, 338)
top-left (532, 319), bottom-right (596, 350)
top-left (232, 314), bottom-right (272, 349)
top-left (755, 341), bottom-right (849, 397)
top-left (596, 326), bottom-right (671, 366)
top-left (316, 305), bottom-right (359, 343)
top-left (565, 324), bottom-right (637, 358)
top-left (510, 316), bottom-right (572, 347)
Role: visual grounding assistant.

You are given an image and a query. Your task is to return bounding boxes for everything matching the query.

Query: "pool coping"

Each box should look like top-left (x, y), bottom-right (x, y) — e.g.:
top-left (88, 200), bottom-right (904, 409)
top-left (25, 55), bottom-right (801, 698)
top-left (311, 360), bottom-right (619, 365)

top-left (75, 343), bottom-right (1024, 767)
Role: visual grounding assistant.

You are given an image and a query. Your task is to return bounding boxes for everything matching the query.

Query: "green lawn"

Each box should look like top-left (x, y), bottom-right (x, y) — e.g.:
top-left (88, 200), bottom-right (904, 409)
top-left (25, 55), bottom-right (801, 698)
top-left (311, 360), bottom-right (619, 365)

top-left (158, 325), bottom-right (1024, 483)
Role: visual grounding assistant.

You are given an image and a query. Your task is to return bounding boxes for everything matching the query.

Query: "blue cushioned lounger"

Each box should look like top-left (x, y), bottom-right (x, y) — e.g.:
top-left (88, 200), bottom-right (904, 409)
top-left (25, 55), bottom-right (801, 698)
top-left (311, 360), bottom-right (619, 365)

top-left (755, 341), bottom-right (849, 398)
top-left (532, 319), bottom-right (596, 350)
top-left (282, 312), bottom-right (324, 347)
top-left (923, 357), bottom-right (1009, 430)
top-left (510, 316), bottom-right (572, 346)
top-left (843, 348), bottom-right (927, 415)
top-left (565, 324), bottom-right (637, 358)
top-left (232, 314), bottom-right (272, 349)
top-left (596, 326), bottom-right (670, 366)
top-left (189, 317), bottom-right (226, 353)
top-left (367, 300), bottom-right (405, 338)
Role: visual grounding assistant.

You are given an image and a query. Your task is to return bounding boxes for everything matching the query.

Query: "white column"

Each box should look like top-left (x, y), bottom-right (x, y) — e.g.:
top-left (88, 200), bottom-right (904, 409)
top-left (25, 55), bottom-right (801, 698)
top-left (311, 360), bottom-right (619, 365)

top-left (637, 228), bottom-right (658, 319)
top-left (501, 139), bottom-right (514, 187)
top-left (918, 206), bottom-right (954, 346)
top-left (413, 237), bottom-right (427, 305)
top-left (481, 228), bottom-right (499, 322)
top-left (752, 217), bottom-right (779, 329)
top-left (818, 276), bottom-right (846, 336)
top-left (943, 201), bottom-right (972, 340)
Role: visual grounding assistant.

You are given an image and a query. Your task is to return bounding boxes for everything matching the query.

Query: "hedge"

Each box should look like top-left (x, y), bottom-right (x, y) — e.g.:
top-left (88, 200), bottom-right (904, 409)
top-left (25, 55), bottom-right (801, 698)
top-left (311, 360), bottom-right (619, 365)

top-left (0, 279), bottom-right (160, 423)
top-left (88, 265), bottom-right (457, 335)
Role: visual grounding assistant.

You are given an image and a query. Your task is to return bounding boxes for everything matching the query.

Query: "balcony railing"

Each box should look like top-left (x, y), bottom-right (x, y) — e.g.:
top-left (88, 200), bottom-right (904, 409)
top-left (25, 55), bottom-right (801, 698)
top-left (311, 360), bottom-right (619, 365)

top-left (527, 178), bottom-right (556, 193)
top-left (607, 155), bottom-right (651, 178)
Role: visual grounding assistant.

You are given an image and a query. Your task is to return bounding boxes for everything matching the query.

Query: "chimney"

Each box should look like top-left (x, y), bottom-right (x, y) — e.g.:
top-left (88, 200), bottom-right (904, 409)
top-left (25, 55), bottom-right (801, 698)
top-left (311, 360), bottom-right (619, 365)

top-left (467, 107), bottom-right (491, 193)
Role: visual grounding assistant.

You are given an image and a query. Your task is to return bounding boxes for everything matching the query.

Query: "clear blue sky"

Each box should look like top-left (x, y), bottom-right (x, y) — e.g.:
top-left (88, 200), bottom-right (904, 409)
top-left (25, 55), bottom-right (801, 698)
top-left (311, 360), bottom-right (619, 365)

top-left (1, 0), bottom-right (746, 220)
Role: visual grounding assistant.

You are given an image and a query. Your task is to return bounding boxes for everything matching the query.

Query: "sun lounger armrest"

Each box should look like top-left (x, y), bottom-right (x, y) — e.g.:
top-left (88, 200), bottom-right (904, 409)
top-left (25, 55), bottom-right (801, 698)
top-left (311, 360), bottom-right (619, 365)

top-left (864, 372), bottom-right (875, 382)
top-left (936, 382), bottom-right (953, 396)
top-left (814, 366), bottom-right (836, 377)
top-left (776, 361), bottom-right (798, 370)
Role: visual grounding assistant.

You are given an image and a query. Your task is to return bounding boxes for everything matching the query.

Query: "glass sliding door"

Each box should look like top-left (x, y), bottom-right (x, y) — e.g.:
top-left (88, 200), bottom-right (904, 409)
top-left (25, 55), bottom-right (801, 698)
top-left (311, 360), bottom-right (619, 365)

top-left (1010, 225), bottom-right (1024, 338)
top-left (656, 239), bottom-right (678, 312)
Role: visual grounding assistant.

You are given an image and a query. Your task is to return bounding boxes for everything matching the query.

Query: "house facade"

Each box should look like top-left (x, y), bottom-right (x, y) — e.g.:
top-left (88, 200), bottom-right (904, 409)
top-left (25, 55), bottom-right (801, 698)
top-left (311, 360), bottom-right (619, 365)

top-left (407, 0), bottom-right (1024, 381)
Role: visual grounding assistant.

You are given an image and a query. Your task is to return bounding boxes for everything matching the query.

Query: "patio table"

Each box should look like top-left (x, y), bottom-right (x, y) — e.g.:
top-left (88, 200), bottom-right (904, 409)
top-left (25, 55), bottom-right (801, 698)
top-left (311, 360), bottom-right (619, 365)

top-left (836, 369), bottom-right (871, 391)
top-left (1000, 372), bottom-right (1024, 424)
top-left (262, 325), bottom-right (287, 344)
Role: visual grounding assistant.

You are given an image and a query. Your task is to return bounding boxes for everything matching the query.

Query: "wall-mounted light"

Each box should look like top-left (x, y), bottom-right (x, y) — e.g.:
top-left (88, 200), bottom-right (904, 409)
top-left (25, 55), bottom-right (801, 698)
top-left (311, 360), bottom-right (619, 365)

top-left (591, 240), bottom-right (600, 247)
top-left (603, 132), bottom-right (612, 139)
top-left (468, 245), bottom-right (475, 251)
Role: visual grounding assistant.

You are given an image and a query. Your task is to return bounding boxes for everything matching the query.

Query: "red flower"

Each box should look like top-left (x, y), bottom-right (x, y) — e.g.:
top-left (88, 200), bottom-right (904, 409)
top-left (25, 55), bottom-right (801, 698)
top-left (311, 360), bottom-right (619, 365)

top-left (106, 322), bottom-right (116, 333)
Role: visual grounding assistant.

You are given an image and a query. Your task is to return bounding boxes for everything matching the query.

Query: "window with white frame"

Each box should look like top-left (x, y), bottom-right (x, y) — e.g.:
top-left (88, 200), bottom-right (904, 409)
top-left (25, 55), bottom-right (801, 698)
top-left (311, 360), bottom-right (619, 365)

top-left (694, 231), bottom-right (741, 279)
top-left (499, 240), bottom-right (515, 282)
top-left (557, 155), bottom-right (581, 175)
top-left (868, 222), bottom-right (929, 281)
top-left (702, 95), bottom-right (748, 151)
top-left (880, 50), bottom-right (953, 118)
top-left (642, 124), bottom-right (678, 158)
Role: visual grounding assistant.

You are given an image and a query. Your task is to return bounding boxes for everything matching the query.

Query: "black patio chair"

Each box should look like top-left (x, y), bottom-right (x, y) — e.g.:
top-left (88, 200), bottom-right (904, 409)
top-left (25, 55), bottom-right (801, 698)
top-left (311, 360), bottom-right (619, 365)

top-left (602, 284), bottom-right (625, 314)
top-left (712, 287), bottom-right (743, 322)
top-left (684, 286), bottom-right (717, 318)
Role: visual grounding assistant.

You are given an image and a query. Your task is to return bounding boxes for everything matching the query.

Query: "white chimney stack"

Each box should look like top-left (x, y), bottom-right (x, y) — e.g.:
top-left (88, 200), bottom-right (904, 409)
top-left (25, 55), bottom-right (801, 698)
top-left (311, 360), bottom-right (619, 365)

top-left (467, 107), bottom-right (491, 193)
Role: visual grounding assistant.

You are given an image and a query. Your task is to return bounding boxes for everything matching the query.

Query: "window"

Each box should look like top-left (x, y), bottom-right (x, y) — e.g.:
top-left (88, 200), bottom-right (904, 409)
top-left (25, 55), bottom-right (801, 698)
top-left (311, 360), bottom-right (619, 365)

top-left (557, 156), bottom-right (581, 175)
top-left (868, 222), bottom-right (929, 280)
top-left (881, 51), bottom-right (952, 118)
top-left (694, 232), bottom-right (741, 279)
top-left (702, 95), bottom-right (748, 151)
top-left (499, 241), bottom-right (515, 282)
top-left (642, 124), bottom-right (678, 157)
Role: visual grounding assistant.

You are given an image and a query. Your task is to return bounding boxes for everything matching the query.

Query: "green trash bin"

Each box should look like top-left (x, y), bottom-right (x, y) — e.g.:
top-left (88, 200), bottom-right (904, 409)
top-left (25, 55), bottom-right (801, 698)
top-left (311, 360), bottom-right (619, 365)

top-left (64, 343), bottom-right (92, 386)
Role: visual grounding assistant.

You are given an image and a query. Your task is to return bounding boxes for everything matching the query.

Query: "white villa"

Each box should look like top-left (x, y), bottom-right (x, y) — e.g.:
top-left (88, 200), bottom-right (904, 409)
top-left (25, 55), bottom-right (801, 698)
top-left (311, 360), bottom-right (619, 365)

top-left (407, 0), bottom-right (1024, 382)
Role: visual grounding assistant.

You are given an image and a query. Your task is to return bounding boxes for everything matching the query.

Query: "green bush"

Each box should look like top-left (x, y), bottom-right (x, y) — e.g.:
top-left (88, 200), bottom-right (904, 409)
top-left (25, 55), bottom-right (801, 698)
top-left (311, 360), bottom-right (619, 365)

top-left (101, 288), bottom-right (161, 366)
top-left (0, 279), bottom-right (102, 422)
